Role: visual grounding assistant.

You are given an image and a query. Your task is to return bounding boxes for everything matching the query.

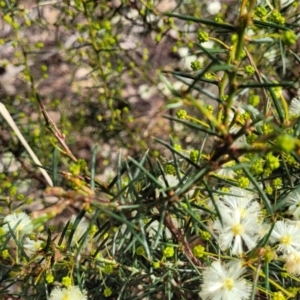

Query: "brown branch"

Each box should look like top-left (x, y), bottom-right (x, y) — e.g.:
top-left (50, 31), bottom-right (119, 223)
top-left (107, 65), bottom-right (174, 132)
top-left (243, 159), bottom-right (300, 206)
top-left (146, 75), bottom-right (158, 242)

top-left (31, 186), bottom-right (115, 219)
top-left (164, 211), bottom-right (203, 267)
top-left (36, 96), bottom-right (78, 163)
top-left (36, 93), bottom-right (111, 194)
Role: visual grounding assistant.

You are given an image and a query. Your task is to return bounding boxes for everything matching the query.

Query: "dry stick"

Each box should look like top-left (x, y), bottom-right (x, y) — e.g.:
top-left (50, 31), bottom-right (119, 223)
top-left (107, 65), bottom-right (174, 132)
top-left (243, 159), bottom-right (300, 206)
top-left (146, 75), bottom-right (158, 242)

top-left (164, 211), bottom-right (203, 267)
top-left (37, 100), bottom-right (111, 194)
top-left (38, 101), bottom-right (78, 162)
top-left (0, 102), bottom-right (53, 187)
top-left (31, 187), bottom-right (114, 219)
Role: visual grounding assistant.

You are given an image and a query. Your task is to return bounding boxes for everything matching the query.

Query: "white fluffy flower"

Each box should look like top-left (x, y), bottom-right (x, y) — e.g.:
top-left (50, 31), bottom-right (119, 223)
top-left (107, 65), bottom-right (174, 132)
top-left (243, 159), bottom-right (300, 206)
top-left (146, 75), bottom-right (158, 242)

top-left (213, 208), bottom-right (260, 255)
top-left (3, 212), bottom-right (33, 237)
top-left (207, 1), bottom-right (222, 15)
top-left (177, 47), bottom-right (204, 71)
top-left (270, 220), bottom-right (300, 254)
top-left (182, 55), bottom-right (204, 71)
top-left (199, 260), bottom-right (252, 300)
top-left (263, 49), bottom-right (278, 63)
top-left (284, 251), bottom-right (300, 275)
top-left (23, 237), bottom-right (43, 257)
top-left (49, 285), bottom-right (87, 300)
top-left (212, 187), bottom-right (262, 255)
top-left (158, 174), bottom-right (180, 189)
top-left (289, 96), bottom-right (300, 116)
top-left (219, 187), bottom-right (261, 220)
top-left (180, 54), bottom-right (197, 70)
top-left (201, 40), bottom-right (215, 49)
top-left (216, 161), bottom-right (236, 178)
top-left (286, 191), bottom-right (300, 220)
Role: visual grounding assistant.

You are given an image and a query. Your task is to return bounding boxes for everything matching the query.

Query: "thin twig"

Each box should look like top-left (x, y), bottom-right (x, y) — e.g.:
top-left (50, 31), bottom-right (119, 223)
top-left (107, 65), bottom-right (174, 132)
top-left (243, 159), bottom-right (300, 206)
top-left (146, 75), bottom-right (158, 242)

top-left (164, 211), bottom-right (203, 267)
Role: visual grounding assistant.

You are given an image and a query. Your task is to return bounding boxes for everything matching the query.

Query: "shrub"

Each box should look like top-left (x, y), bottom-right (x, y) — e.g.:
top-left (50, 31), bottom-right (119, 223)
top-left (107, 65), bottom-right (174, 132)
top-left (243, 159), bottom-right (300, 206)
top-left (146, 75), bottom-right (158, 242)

top-left (0, 0), bottom-right (300, 299)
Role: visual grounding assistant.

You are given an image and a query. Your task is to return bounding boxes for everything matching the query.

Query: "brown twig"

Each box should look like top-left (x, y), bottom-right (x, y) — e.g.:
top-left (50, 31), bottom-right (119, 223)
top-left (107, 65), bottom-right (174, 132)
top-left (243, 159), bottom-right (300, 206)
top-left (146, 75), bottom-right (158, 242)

top-left (164, 211), bottom-right (203, 267)
top-left (36, 93), bottom-right (111, 194)
top-left (36, 95), bottom-right (78, 162)
top-left (31, 186), bottom-right (114, 219)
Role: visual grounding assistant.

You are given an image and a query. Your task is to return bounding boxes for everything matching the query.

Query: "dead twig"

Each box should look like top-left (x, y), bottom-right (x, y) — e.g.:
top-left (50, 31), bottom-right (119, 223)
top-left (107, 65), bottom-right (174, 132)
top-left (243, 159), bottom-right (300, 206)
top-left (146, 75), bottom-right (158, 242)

top-left (164, 211), bottom-right (203, 267)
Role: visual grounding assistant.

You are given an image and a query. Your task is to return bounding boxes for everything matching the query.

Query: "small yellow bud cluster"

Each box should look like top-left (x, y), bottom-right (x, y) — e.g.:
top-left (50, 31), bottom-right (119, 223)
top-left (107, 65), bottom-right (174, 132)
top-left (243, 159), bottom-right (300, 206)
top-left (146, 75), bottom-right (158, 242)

top-left (198, 31), bottom-right (209, 43)
top-left (163, 246), bottom-right (174, 258)
top-left (192, 245), bottom-right (205, 258)
top-left (176, 109), bottom-right (188, 120)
